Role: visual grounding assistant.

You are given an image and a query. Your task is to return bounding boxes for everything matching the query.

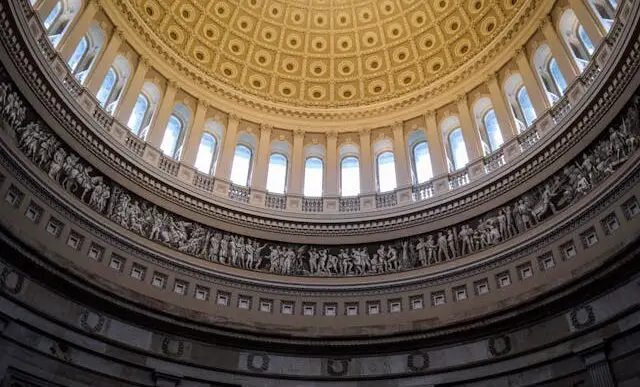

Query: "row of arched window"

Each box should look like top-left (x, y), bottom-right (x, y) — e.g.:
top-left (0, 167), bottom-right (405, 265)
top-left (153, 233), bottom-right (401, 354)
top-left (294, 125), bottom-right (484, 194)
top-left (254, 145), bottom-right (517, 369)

top-left (32, 0), bottom-right (617, 196)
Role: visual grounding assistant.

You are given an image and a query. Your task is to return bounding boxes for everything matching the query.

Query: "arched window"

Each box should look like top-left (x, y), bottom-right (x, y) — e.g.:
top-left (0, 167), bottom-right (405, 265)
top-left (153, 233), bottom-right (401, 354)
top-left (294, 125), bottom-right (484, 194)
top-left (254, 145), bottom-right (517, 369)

top-left (67, 36), bottom-right (88, 73)
top-left (376, 151), bottom-right (397, 193)
top-left (340, 156), bottom-right (360, 196)
top-left (549, 58), bottom-right (568, 96)
top-left (448, 128), bottom-right (469, 171)
top-left (127, 94), bottom-right (150, 135)
top-left (43, 2), bottom-right (62, 31)
top-left (194, 133), bottom-right (217, 174)
top-left (412, 141), bottom-right (433, 184)
top-left (96, 67), bottom-right (117, 108)
top-left (588, 0), bottom-right (615, 31)
top-left (482, 109), bottom-right (504, 152)
top-left (516, 86), bottom-right (536, 127)
top-left (230, 144), bottom-right (253, 186)
top-left (304, 157), bottom-right (324, 197)
top-left (266, 153), bottom-right (288, 194)
top-left (160, 115), bottom-right (183, 158)
top-left (578, 25), bottom-right (595, 55)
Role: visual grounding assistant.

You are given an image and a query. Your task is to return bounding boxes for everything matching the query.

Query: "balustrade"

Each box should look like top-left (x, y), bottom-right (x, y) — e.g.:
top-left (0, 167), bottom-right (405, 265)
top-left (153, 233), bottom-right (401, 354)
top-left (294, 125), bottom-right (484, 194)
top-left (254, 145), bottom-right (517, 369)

top-left (449, 170), bottom-right (470, 190)
top-left (484, 149), bottom-right (505, 174)
top-left (302, 197), bottom-right (323, 212)
top-left (228, 184), bottom-right (251, 203)
top-left (158, 156), bottom-right (179, 177)
top-left (124, 132), bottom-right (145, 156)
top-left (551, 97), bottom-right (572, 123)
top-left (412, 181), bottom-right (434, 201)
top-left (339, 197), bottom-right (361, 212)
top-left (193, 172), bottom-right (215, 192)
top-left (265, 193), bottom-right (287, 210)
top-left (518, 127), bottom-right (540, 152)
top-left (375, 192), bottom-right (398, 209)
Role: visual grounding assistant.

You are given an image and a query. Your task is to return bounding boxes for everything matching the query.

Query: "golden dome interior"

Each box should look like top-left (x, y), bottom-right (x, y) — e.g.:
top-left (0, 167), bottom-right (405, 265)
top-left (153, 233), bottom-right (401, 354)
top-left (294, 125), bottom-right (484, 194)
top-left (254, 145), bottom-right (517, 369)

top-left (130, 0), bottom-right (526, 108)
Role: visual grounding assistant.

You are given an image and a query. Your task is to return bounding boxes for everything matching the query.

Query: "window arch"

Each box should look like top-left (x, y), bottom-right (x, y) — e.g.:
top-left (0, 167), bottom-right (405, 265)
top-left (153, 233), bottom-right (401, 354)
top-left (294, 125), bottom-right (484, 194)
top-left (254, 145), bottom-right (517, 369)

top-left (504, 74), bottom-right (537, 132)
top-left (340, 156), bottom-right (360, 196)
top-left (42, 0), bottom-right (82, 48)
top-left (304, 157), bottom-right (324, 197)
top-left (447, 127), bottom-right (469, 171)
top-left (588, 0), bottom-right (616, 31)
top-left (194, 133), bottom-right (218, 174)
top-left (516, 86), bottom-right (536, 127)
top-left (266, 153), bottom-right (288, 194)
top-left (230, 144), bottom-right (253, 186)
top-left (159, 104), bottom-right (191, 159)
top-left (67, 24), bottom-right (105, 84)
top-left (376, 151), bottom-right (397, 193)
top-left (412, 141), bottom-right (433, 184)
top-left (127, 81), bottom-right (161, 137)
top-left (534, 45), bottom-right (567, 104)
top-left (95, 56), bottom-right (131, 114)
top-left (559, 10), bottom-right (595, 72)
top-left (482, 109), bottom-right (503, 152)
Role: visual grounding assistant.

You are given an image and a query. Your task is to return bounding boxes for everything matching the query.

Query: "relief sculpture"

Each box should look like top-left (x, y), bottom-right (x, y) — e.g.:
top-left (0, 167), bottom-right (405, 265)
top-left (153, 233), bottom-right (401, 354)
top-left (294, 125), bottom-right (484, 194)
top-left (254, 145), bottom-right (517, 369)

top-left (1, 79), bottom-right (639, 277)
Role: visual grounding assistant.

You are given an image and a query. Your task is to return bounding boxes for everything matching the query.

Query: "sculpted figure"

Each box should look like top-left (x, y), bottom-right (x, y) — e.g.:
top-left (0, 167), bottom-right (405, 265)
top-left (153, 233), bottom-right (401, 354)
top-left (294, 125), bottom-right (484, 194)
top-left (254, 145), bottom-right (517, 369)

top-left (283, 247), bottom-right (295, 275)
top-left (229, 236), bottom-right (238, 266)
top-left (437, 232), bottom-right (450, 262)
top-left (48, 147), bottom-right (67, 180)
top-left (244, 239), bottom-right (255, 269)
top-left (447, 230), bottom-right (458, 259)
top-left (360, 248), bottom-right (372, 273)
top-left (60, 154), bottom-right (79, 187)
top-left (387, 245), bottom-right (399, 271)
top-left (459, 225), bottom-right (474, 256)
top-left (318, 249), bottom-right (328, 274)
top-left (207, 233), bottom-right (221, 262)
top-left (308, 248), bottom-right (319, 273)
top-left (219, 235), bottom-right (229, 264)
top-left (128, 200), bottom-right (143, 235)
top-left (236, 237), bottom-right (246, 268)
top-left (252, 240), bottom-right (267, 270)
top-left (426, 235), bottom-right (437, 265)
top-left (416, 237), bottom-right (428, 266)
top-left (36, 135), bottom-right (58, 168)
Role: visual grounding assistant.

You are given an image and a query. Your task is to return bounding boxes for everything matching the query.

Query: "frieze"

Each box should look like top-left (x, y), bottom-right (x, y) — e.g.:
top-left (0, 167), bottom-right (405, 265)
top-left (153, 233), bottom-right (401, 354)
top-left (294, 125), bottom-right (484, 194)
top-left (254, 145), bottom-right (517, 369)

top-left (1, 0), bottom-right (637, 241)
top-left (1, 73), bottom-right (639, 279)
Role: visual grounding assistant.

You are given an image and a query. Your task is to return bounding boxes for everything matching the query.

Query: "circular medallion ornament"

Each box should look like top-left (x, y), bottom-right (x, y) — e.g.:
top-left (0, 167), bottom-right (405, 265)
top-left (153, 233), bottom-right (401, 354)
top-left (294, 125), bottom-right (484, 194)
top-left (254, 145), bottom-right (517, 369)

top-left (488, 335), bottom-right (512, 357)
top-left (79, 309), bottom-right (105, 333)
top-left (161, 337), bottom-right (184, 358)
top-left (327, 358), bottom-right (350, 376)
top-left (407, 351), bottom-right (430, 372)
top-left (569, 305), bottom-right (596, 330)
top-left (247, 353), bottom-right (270, 372)
top-left (0, 267), bottom-right (24, 294)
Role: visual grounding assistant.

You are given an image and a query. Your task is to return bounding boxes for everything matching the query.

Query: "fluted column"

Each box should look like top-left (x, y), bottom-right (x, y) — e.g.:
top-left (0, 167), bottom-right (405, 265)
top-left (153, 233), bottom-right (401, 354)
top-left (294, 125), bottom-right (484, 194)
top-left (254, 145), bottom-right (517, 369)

top-left (325, 131), bottom-right (339, 195)
top-left (85, 29), bottom-right (123, 95)
top-left (59, 0), bottom-right (99, 62)
top-left (114, 57), bottom-right (149, 123)
top-left (359, 129), bottom-right (374, 194)
top-left (180, 101), bottom-right (208, 165)
top-left (251, 124), bottom-right (273, 191)
top-left (214, 114), bottom-right (240, 181)
top-left (456, 95), bottom-right (483, 160)
top-left (515, 47), bottom-right (549, 113)
top-left (288, 130), bottom-right (305, 195)
top-left (540, 16), bottom-right (578, 83)
top-left (424, 111), bottom-right (446, 177)
top-left (392, 123), bottom-right (411, 187)
top-left (487, 73), bottom-right (518, 139)
top-left (146, 81), bottom-right (177, 147)
top-left (568, 0), bottom-right (604, 46)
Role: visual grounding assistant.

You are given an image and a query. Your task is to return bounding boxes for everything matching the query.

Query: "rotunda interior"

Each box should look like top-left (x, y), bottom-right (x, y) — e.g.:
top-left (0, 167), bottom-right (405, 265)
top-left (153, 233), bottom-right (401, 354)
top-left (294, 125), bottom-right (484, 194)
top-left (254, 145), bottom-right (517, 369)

top-left (0, 0), bottom-right (639, 385)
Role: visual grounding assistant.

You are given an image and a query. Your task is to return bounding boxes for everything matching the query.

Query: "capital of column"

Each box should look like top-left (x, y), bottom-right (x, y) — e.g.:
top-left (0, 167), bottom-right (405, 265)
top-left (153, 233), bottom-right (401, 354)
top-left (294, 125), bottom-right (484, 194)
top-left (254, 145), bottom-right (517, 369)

top-left (456, 94), bottom-right (468, 104)
top-left (196, 100), bottom-right (210, 110)
top-left (294, 128), bottom-right (305, 138)
top-left (485, 72), bottom-right (498, 84)
top-left (260, 123), bottom-right (273, 134)
top-left (228, 112), bottom-right (240, 125)
top-left (392, 121), bottom-right (404, 132)
top-left (425, 110), bottom-right (436, 121)
top-left (327, 130), bottom-right (338, 139)
top-left (115, 27), bottom-right (125, 41)
top-left (359, 128), bottom-right (371, 137)
top-left (538, 14), bottom-right (552, 31)
top-left (167, 79), bottom-right (179, 89)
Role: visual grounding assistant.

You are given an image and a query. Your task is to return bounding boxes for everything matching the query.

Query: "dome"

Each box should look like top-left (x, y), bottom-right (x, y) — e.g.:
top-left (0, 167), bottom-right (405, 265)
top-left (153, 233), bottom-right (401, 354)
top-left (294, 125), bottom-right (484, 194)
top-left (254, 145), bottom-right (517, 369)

top-left (0, 0), bottom-right (639, 385)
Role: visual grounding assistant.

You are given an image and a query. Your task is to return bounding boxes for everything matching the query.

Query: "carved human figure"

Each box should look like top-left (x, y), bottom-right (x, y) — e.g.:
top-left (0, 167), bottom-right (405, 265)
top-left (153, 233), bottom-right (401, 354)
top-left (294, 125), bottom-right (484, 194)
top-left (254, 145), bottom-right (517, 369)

top-left (219, 235), bottom-right (229, 264)
top-left (252, 241), bottom-right (267, 269)
top-left (207, 233), bottom-right (221, 262)
top-left (459, 225), bottom-right (474, 256)
top-left (447, 229), bottom-right (458, 259)
top-left (426, 235), bottom-right (437, 264)
top-left (48, 147), bottom-right (67, 180)
top-left (416, 237), bottom-right (428, 266)
top-left (308, 248), bottom-right (319, 273)
top-left (437, 232), bottom-right (450, 261)
top-left (387, 245), bottom-right (399, 271)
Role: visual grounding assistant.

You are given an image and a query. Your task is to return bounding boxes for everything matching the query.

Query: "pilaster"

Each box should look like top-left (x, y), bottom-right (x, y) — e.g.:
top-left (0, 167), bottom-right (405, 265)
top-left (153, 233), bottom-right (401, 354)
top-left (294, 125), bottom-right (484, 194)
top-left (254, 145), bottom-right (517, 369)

top-left (325, 131), bottom-right (339, 195)
top-left (58, 0), bottom-right (99, 62)
top-left (540, 15), bottom-right (578, 84)
top-left (456, 95), bottom-right (483, 161)
top-left (568, 0), bottom-right (605, 46)
top-left (288, 129), bottom-right (305, 195)
top-left (214, 113), bottom-right (240, 181)
top-left (146, 80), bottom-right (178, 147)
top-left (85, 29), bottom-right (123, 95)
top-left (251, 124), bottom-right (273, 191)
top-left (359, 129), bottom-right (374, 194)
top-left (180, 101), bottom-right (208, 165)
top-left (515, 47), bottom-right (549, 113)
top-left (424, 111), bottom-right (447, 177)
top-left (392, 122), bottom-right (411, 187)
top-left (114, 57), bottom-right (149, 124)
top-left (487, 73), bottom-right (518, 139)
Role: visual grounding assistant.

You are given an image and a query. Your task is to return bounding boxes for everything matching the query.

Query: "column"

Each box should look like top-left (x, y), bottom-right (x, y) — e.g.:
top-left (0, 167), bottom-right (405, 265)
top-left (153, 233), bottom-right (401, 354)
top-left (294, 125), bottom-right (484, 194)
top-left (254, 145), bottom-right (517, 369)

top-left (392, 123), bottom-right (411, 187)
top-left (58, 0), bottom-right (99, 62)
top-left (37, 0), bottom-right (59, 22)
top-left (457, 95), bottom-right (483, 160)
top-left (487, 73), bottom-right (518, 139)
top-left (359, 129), bottom-right (374, 194)
top-left (515, 47), bottom-right (549, 113)
top-left (85, 29), bottom-right (123, 95)
top-left (146, 81), bottom-right (177, 147)
top-left (325, 131), bottom-right (339, 195)
top-left (288, 130), bottom-right (305, 195)
top-left (180, 101), bottom-right (208, 165)
top-left (114, 57), bottom-right (149, 123)
top-left (214, 114), bottom-right (240, 181)
top-left (251, 124), bottom-right (273, 191)
top-left (568, 0), bottom-right (604, 46)
top-left (540, 16), bottom-right (578, 84)
top-left (424, 111), bottom-right (447, 177)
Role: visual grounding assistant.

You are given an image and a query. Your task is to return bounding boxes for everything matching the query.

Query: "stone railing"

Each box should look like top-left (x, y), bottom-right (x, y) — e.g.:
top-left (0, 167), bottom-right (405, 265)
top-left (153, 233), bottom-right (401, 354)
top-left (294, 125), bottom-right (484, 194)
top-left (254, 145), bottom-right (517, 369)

top-left (228, 183), bottom-right (251, 203)
top-left (265, 193), bottom-right (287, 210)
top-left (339, 196), bottom-right (361, 212)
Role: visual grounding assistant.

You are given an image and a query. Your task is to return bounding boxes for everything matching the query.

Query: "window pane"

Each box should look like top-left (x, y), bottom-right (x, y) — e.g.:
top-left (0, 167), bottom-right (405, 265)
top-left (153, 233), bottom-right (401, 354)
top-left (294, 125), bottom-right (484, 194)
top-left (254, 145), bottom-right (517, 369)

top-left (68, 36), bottom-right (88, 72)
top-left (517, 87), bottom-right (537, 127)
top-left (377, 151), bottom-right (397, 192)
top-left (230, 145), bottom-right (252, 186)
top-left (449, 128), bottom-right (469, 170)
top-left (413, 142), bottom-right (433, 184)
top-left (549, 58), bottom-right (568, 95)
top-left (43, 1), bottom-right (62, 30)
top-left (96, 68), bottom-right (117, 107)
top-left (160, 115), bottom-right (182, 157)
top-left (266, 153), bottom-right (288, 193)
top-left (127, 94), bottom-right (149, 135)
top-left (578, 25), bottom-right (595, 55)
top-left (194, 134), bottom-right (217, 174)
top-left (304, 157), bottom-right (323, 197)
top-left (341, 156), bottom-right (360, 196)
top-left (483, 109), bottom-right (504, 152)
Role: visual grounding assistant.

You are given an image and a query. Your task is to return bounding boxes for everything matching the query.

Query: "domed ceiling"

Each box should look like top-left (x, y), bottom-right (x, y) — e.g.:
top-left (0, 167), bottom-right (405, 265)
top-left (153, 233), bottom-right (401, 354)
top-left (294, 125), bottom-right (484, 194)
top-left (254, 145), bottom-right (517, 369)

top-left (123, 0), bottom-right (531, 112)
